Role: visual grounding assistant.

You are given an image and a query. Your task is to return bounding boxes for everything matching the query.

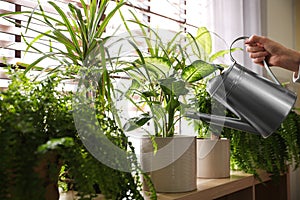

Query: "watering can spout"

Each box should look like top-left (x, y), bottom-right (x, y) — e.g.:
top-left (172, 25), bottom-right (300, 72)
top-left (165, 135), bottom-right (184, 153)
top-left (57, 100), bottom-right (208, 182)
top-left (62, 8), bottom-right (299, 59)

top-left (184, 111), bottom-right (260, 135)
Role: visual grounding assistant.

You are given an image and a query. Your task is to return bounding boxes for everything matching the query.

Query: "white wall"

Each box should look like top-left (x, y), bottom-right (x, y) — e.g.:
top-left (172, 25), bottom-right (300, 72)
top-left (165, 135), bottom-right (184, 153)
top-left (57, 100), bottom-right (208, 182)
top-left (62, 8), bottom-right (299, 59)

top-left (264, 1), bottom-right (300, 200)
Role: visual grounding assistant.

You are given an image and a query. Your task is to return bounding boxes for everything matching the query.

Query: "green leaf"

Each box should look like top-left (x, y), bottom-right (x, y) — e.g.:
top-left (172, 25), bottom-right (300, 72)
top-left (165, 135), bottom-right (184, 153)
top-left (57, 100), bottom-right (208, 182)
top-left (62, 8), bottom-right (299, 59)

top-left (144, 57), bottom-right (171, 78)
top-left (165, 97), bottom-right (180, 112)
top-left (182, 60), bottom-right (220, 83)
top-left (210, 47), bottom-right (242, 62)
top-left (196, 27), bottom-right (212, 56)
top-left (48, 1), bottom-right (81, 56)
top-left (142, 91), bottom-right (159, 98)
top-left (127, 78), bottom-right (140, 91)
top-left (159, 77), bottom-right (189, 97)
top-left (24, 52), bottom-right (59, 73)
top-left (123, 114), bottom-right (152, 131)
top-left (37, 137), bottom-right (74, 154)
top-left (94, 0), bottom-right (125, 39)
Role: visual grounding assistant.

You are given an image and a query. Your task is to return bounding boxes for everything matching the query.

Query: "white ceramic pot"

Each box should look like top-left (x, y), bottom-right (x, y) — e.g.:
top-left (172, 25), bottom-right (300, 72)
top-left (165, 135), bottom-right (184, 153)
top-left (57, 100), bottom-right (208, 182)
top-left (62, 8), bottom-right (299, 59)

top-left (140, 135), bottom-right (197, 193)
top-left (197, 138), bottom-right (230, 178)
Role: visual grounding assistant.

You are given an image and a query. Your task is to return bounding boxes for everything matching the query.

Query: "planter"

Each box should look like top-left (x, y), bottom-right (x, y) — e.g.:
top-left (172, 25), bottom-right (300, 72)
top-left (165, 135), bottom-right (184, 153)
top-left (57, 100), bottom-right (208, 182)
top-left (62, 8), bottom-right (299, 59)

top-left (140, 135), bottom-right (196, 193)
top-left (197, 138), bottom-right (230, 178)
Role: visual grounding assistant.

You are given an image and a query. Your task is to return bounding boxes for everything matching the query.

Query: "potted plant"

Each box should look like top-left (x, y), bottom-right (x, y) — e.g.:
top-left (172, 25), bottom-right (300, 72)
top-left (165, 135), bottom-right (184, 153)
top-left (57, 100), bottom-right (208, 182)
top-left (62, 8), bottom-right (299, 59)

top-left (0, 68), bottom-right (77, 200)
top-left (191, 79), bottom-right (231, 178)
top-left (118, 14), bottom-right (226, 192)
top-left (121, 30), bottom-right (198, 193)
top-left (181, 27), bottom-right (235, 179)
top-left (0, 0), bottom-right (156, 199)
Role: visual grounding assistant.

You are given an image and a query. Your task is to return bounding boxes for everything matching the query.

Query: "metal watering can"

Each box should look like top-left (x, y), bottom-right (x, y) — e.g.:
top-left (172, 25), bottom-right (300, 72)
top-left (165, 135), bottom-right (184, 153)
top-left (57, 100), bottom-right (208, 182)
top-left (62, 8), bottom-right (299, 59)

top-left (186, 36), bottom-right (297, 138)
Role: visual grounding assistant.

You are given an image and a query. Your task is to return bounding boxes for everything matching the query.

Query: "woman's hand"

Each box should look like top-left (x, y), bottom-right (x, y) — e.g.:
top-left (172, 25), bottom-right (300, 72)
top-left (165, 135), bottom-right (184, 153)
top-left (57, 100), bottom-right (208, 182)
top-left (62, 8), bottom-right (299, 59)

top-left (245, 35), bottom-right (300, 73)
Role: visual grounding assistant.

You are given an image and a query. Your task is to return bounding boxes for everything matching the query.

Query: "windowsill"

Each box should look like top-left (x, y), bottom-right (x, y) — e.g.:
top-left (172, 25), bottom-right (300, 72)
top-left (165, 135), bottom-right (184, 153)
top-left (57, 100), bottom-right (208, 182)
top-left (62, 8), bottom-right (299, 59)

top-left (143, 171), bottom-right (287, 200)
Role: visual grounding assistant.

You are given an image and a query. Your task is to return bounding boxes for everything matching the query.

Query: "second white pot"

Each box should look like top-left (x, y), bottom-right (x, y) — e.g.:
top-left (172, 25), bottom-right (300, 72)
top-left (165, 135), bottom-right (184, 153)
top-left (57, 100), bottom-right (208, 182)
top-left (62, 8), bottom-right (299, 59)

top-left (197, 138), bottom-right (230, 178)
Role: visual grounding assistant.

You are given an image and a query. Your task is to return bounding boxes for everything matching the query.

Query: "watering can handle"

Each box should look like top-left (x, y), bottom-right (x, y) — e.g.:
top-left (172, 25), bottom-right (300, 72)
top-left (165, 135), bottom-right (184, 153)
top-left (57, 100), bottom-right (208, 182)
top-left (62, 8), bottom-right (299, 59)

top-left (229, 36), bottom-right (281, 85)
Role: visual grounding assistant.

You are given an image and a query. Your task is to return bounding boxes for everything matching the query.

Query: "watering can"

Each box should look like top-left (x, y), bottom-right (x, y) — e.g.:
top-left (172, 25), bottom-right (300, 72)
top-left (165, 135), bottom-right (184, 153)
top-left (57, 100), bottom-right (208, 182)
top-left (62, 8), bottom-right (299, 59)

top-left (185, 36), bottom-right (297, 138)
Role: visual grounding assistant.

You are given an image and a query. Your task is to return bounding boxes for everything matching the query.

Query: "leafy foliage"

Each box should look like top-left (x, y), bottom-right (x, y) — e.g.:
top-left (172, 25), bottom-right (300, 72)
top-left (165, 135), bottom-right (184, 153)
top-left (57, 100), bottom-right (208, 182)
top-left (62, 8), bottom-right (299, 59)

top-left (0, 67), bottom-right (152, 199)
top-left (0, 69), bottom-right (76, 199)
top-left (182, 60), bottom-right (223, 83)
top-left (0, 0), bottom-right (156, 198)
top-left (223, 111), bottom-right (300, 180)
top-left (191, 80), bottom-right (212, 137)
top-left (185, 27), bottom-right (235, 139)
top-left (0, 0), bottom-right (125, 72)
top-left (70, 66), bottom-right (155, 199)
top-left (120, 13), bottom-right (222, 137)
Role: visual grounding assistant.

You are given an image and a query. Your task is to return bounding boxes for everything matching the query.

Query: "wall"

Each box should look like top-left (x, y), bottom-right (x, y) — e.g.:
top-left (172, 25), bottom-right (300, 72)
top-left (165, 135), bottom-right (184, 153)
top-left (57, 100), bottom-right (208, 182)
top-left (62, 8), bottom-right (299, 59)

top-left (296, 0), bottom-right (300, 51)
top-left (263, 0), bottom-right (295, 83)
top-left (264, 0), bottom-right (300, 200)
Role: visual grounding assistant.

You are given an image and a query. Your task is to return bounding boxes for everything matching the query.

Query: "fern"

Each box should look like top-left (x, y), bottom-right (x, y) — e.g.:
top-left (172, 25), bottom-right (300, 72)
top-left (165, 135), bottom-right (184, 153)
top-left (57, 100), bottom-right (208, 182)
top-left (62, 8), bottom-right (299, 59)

top-left (226, 111), bottom-right (300, 180)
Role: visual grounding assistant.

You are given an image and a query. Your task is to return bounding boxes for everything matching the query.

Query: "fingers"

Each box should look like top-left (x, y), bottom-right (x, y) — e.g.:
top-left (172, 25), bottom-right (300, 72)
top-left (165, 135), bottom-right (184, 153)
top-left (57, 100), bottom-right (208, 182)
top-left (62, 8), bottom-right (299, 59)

top-left (246, 45), bottom-right (268, 57)
top-left (248, 50), bottom-right (269, 65)
top-left (245, 35), bottom-right (265, 53)
top-left (246, 45), bottom-right (264, 52)
top-left (245, 35), bottom-right (268, 65)
top-left (251, 56), bottom-right (267, 65)
top-left (245, 34), bottom-right (264, 45)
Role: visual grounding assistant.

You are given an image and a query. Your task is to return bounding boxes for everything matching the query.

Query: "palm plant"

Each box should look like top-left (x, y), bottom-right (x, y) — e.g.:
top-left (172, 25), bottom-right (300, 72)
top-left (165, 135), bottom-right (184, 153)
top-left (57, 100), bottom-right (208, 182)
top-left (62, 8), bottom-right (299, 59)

top-left (4, 0), bottom-right (124, 71)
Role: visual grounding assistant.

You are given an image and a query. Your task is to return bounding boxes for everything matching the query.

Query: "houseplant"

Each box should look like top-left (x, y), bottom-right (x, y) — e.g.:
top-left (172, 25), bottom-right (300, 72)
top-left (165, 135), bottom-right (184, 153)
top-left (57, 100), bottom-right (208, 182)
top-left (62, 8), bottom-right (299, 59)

top-left (0, 0), bottom-right (156, 199)
top-left (0, 68), bottom-right (77, 200)
top-left (192, 79), bottom-right (231, 178)
top-left (182, 27), bottom-right (235, 178)
top-left (119, 14), bottom-right (225, 192)
top-left (121, 27), bottom-right (198, 193)
top-left (120, 16), bottom-right (224, 141)
top-left (0, 67), bottom-right (150, 200)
